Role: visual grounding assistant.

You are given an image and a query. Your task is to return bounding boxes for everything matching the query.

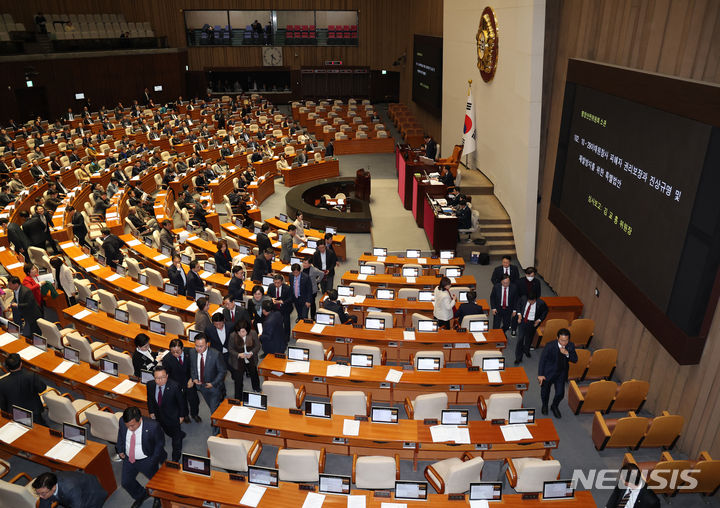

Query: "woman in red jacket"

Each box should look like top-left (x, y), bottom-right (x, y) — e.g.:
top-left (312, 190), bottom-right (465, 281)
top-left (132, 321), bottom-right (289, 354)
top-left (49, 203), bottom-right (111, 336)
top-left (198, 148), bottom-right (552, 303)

top-left (22, 263), bottom-right (43, 307)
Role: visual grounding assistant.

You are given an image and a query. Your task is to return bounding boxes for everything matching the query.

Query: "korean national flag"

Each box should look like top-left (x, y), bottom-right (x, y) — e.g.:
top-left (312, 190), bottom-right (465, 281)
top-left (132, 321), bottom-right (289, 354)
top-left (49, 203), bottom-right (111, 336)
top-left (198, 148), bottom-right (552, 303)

top-left (462, 90), bottom-right (476, 157)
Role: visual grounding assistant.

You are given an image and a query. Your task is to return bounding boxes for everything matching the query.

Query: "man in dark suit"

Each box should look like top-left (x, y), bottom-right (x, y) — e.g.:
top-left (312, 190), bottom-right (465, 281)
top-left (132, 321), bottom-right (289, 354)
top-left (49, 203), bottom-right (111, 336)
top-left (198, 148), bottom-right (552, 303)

top-left (256, 223), bottom-right (272, 253)
top-left (146, 365), bottom-right (187, 462)
top-left (162, 338), bottom-right (201, 423)
top-left (321, 290), bottom-right (357, 324)
top-left (0, 353), bottom-right (46, 424)
top-left (312, 241), bottom-right (338, 292)
top-left (223, 294), bottom-right (249, 330)
top-left (517, 266), bottom-right (541, 299)
top-left (455, 290), bottom-right (484, 327)
top-left (259, 300), bottom-right (286, 355)
top-left (289, 263), bottom-right (313, 320)
top-left (6, 210), bottom-right (30, 256)
top-left (33, 471), bottom-right (107, 508)
top-left (188, 334), bottom-right (226, 417)
top-left (185, 260), bottom-right (205, 299)
top-left (228, 266), bottom-right (246, 302)
top-left (116, 406), bottom-right (167, 508)
top-left (514, 291), bottom-right (548, 365)
top-left (8, 276), bottom-right (42, 336)
top-left (423, 134), bottom-right (437, 160)
top-left (537, 328), bottom-right (577, 418)
top-left (68, 206), bottom-right (90, 250)
top-left (324, 140), bottom-right (334, 157)
top-left (205, 312), bottom-right (233, 362)
top-left (168, 254), bottom-right (188, 296)
top-left (268, 274), bottom-right (293, 340)
top-left (22, 208), bottom-right (52, 251)
top-left (490, 255), bottom-right (521, 285)
top-left (101, 228), bottom-right (124, 269)
top-left (251, 248), bottom-right (274, 282)
top-left (605, 464), bottom-right (660, 508)
top-left (489, 274), bottom-right (519, 332)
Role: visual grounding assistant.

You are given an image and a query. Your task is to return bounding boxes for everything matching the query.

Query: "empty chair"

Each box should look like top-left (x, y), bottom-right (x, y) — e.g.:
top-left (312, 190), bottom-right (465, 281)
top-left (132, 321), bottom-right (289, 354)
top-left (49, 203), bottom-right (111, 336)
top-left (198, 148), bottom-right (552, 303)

top-left (477, 393), bottom-right (524, 420)
top-left (413, 350), bottom-right (444, 370)
top-left (27, 246), bottom-right (52, 270)
top-left (208, 436), bottom-right (262, 472)
top-left (95, 289), bottom-right (126, 314)
top-left (294, 338), bottom-right (333, 361)
top-left (207, 287), bottom-right (223, 306)
top-left (262, 380), bottom-right (306, 409)
top-left (425, 453), bottom-right (485, 494)
top-left (331, 391), bottom-right (370, 417)
top-left (102, 349), bottom-right (134, 376)
top-left (157, 312), bottom-right (191, 336)
top-left (592, 411), bottom-right (650, 450)
top-left (74, 279), bottom-right (96, 302)
top-left (351, 345), bottom-right (384, 366)
top-left (398, 288), bottom-right (419, 300)
top-left (276, 448), bottom-right (325, 482)
top-left (124, 257), bottom-right (143, 278)
top-left (353, 454), bottom-right (400, 489)
top-left (411, 312), bottom-right (434, 330)
top-left (364, 261), bottom-right (384, 274)
top-left (143, 268), bottom-right (164, 288)
top-left (459, 313), bottom-right (488, 330)
top-left (640, 411), bottom-right (684, 449)
top-left (568, 379), bottom-right (618, 414)
top-left (64, 332), bottom-right (111, 366)
top-left (0, 460), bottom-right (38, 507)
top-left (465, 349), bottom-right (504, 368)
top-left (404, 393), bottom-right (448, 420)
top-left (37, 318), bottom-right (74, 350)
top-left (568, 318), bottom-right (594, 347)
top-left (349, 282), bottom-right (372, 297)
top-left (505, 457), bottom-right (562, 492)
top-left (624, 452), bottom-right (692, 496)
top-left (126, 301), bottom-right (158, 327)
top-left (609, 379), bottom-right (650, 413)
top-left (583, 348), bottom-right (618, 380)
top-left (43, 388), bottom-right (97, 425)
top-left (682, 451), bottom-right (720, 496)
top-left (567, 348), bottom-right (591, 380)
top-left (535, 319), bottom-right (569, 348)
top-left (85, 406), bottom-right (122, 442)
top-left (366, 311), bottom-right (394, 329)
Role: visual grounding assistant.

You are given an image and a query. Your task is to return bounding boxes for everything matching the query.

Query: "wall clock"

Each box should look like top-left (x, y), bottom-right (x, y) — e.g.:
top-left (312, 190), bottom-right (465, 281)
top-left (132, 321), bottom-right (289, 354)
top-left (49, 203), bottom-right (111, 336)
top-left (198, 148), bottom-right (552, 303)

top-left (477, 6), bottom-right (499, 82)
top-left (262, 46), bottom-right (283, 67)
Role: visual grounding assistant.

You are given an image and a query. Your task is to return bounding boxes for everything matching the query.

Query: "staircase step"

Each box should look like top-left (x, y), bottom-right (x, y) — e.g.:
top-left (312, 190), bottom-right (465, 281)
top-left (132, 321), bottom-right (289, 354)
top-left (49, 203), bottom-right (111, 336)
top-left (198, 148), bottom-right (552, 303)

top-left (486, 239), bottom-right (516, 248)
top-left (489, 248), bottom-right (516, 257)
top-left (483, 232), bottom-right (514, 241)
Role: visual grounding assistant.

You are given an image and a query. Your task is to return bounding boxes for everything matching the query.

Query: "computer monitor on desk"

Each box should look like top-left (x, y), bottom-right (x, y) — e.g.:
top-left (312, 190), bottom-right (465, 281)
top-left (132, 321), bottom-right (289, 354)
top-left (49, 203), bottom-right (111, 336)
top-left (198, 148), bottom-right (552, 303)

top-left (337, 286), bottom-right (354, 297)
top-left (350, 353), bottom-right (373, 368)
top-left (180, 254), bottom-right (191, 265)
top-left (416, 356), bottom-right (441, 371)
top-left (100, 359), bottom-right (119, 377)
top-left (114, 308), bottom-right (129, 324)
top-left (11, 405), bottom-right (33, 428)
top-left (371, 407), bottom-right (398, 423)
top-left (32, 334), bottom-right (47, 351)
top-left (307, 239), bottom-right (318, 249)
top-left (406, 249), bottom-right (421, 258)
top-left (140, 370), bottom-right (154, 384)
top-left (164, 282), bottom-right (178, 296)
top-left (508, 409), bottom-right (535, 425)
top-left (402, 266), bottom-right (419, 277)
top-left (315, 313), bottom-right (335, 326)
top-left (441, 409), bottom-right (468, 425)
top-left (395, 481), bottom-right (428, 501)
top-left (418, 291), bottom-right (433, 302)
top-left (248, 466), bottom-right (279, 487)
top-left (372, 247), bottom-right (387, 257)
top-left (325, 226), bottom-right (337, 235)
top-left (287, 346), bottom-right (309, 361)
top-left (444, 266), bottom-right (462, 277)
top-left (543, 480), bottom-right (574, 500)
top-left (440, 250), bottom-right (454, 260)
top-left (365, 317), bottom-right (385, 330)
top-left (469, 318), bottom-right (490, 333)
top-left (243, 392), bottom-right (267, 410)
top-left (304, 401), bottom-right (331, 418)
top-left (85, 297), bottom-right (99, 312)
top-left (359, 264), bottom-right (376, 275)
top-left (482, 357), bottom-right (505, 372)
top-left (138, 273), bottom-right (148, 286)
top-left (6, 321), bottom-right (19, 338)
top-left (262, 276), bottom-right (274, 287)
top-left (376, 288), bottom-right (394, 300)
top-left (63, 422), bottom-right (86, 445)
top-left (319, 474), bottom-right (351, 495)
top-left (469, 482), bottom-right (502, 501)
top-left (203, 262), bottom-right (215, 274)
top-left (149, 320), bottom-right (166, 335)
top-left (63, 346), bottom-right (80, 364)
top-left (278, 213), bottom-right (288, 222)
top-left (181, 454), bottom-right (212, 477)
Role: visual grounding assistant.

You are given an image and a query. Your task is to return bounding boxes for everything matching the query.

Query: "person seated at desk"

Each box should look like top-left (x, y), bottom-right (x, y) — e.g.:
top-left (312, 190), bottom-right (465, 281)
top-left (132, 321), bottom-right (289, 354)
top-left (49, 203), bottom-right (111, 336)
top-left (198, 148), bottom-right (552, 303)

top-left (214, 239), bottom-right (232, 276)
top-left (295, 149), bottom-right (308, 165)
top-left (439, 165), bottom-right (455, 188)
top-left (277, 154), bottom-right (291, 171)
top-left (250, 150), bottom-right (263, 163)
top-left (324, 140), bottom-right (334, 157)
top-left (422, 134), bottom-right (437, 160)
top-left (455, 290), bottom-right (484, 328)
top-left (132, 333), bottom-right (158, 378)
top-left (456, 199), bottom-right (472, 230)
top-left (0, 353), bottom-right (47, 425)
top-left (322, 289), bottom-right (357, 324)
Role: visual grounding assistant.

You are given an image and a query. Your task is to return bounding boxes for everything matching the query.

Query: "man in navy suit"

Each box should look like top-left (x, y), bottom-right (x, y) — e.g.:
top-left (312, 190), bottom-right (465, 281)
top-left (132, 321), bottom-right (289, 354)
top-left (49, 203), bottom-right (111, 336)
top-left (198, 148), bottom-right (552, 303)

top-left (455, 290), bottom-right (484, 328)
top-left (167, 254), bottom-right (188, 296)
top-left (267, 273), bottom-right (294, 340)
top-left (537, 328), bottom-right (577, 418)
top-left (259, 300), bottom-right (286, 355)
top-left (489, 274), bottom-right (519, 332)
top-left (185, 260), bottom-right (205, 298)
top-left (188, 333), bottom-right (226, 417)
top-left (147, 365), bottom-right (187, 462)
top-left (116, 406), bottom-right (167, 508)
top-left (514, 290), bottom-right (548, 365)
top-left (162, 338), bottom-right (201, 423)
top-left (33, 471), bottom-right (107, 508)
top-left (289, 263), bottom-right (313, 320)
top-left (490, 255), bottom-right (520, 285)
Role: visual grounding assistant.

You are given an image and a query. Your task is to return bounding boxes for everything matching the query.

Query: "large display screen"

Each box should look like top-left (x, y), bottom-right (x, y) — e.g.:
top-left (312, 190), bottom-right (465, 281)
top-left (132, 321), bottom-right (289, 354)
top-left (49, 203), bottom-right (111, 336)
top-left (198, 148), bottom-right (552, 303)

top-left (412, 35), bottom-right (442, 116)
top-left (550, 59), bottom-right (720, 364)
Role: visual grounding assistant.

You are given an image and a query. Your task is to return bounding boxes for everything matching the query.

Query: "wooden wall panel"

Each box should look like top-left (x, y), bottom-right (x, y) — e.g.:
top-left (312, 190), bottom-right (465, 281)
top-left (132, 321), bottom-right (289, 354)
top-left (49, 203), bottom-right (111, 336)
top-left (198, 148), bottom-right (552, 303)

top-left (538, 0), bottom-right (720, 457)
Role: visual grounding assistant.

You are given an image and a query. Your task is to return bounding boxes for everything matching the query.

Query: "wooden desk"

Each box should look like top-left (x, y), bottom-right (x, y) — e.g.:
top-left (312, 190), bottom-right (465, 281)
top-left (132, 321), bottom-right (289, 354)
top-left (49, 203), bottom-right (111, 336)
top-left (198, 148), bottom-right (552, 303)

top-left (247, 174), bottom-right (275, 204)
top-left (281, 159), bottom-right (340, 187)
top-left (424, 196), bottom-right (458, 253)
top-left (212, 401), bottom-right (558, 463)
top-left (147, 466), bottom-right (596, 507)
top-left (265, 216), bottom-right (347, 260)
top-left (413, 174), bottom-right (448, 227)
top-left (258, 355), bottom-right (528, 403)
top-left (0, 415), bottom-right (117, 495)
top-left (357, 254), bottom-right (465, 275)
top-left (220, 223), bottom-right (315, 260)
top-left (333, 136), bottom-right (396, 155)
top-left (340, 272), bottom-right (476, 291)
top-left (292, 321), bottom-right (506, 362)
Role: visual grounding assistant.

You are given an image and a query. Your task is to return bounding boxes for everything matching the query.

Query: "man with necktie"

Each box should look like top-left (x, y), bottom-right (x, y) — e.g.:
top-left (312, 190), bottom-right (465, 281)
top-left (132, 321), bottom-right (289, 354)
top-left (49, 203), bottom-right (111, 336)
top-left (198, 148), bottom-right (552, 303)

top-left (289, 263), bottom-right (313, 320)
top-left (162, 338), bottom-right (201, 423)
top-left (489, 274), bottom-right (518, 332)
top-left (537, 328), bottom-right (577, 418)
top-left (146, 364), bottom-right (186, 461)
top-left (514, 290), bottom-right (548, 365)
top-left (189, 333), bottom-right (226, 418)
top-left (223, 294), bottom-right (249, 330)
top-left (168, 254), bottom-right (188, 296)
top-left (605, 464), bottom-right (660, 507)
top-left (116, 406), bottom-right (167, 508)
top-left (268, 273), bottom-right (294, 340)
top-left (490, 255), bottom-right (520, 285)
top-left (33, 471), bottom-right (107, 508)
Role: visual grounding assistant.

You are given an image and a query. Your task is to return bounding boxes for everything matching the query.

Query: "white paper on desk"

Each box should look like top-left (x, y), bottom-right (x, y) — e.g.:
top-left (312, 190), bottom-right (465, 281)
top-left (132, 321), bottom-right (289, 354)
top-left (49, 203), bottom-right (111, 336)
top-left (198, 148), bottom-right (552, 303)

top-left (239, 484), bottom-right (266, 507)
top-left (406, 276), bottom-right (416, 283)
top-left (18, 346), bottom-right (43, 361)
top-left (302, 248), bottom-right (316, 255)
top-left (5, 262), bottom-right (22, 270)
top-left (112, 379), bottom-right (137, 394)
top-left (132, 285), bottom-right (149, 294)
top-left (74, 254), bottom-right (89, 261)
top-left (500, 424), bottom-right (533, 441)
top-left (53, 360), bottom-right (74, 374)
top-left (186, 302), bottom-right (198, 312)
top-left (342, 419), bottom-right (360, 436)
top-left (158, 305), bottom-right (171, 312)
top-left (86, 372), bottom-right (110, 386)
top-left (356, 274), bottom-right (367, 281)
top-left (285, 361), bottom-right (310, 374)
top-left (402, 330), bottom-right (416, 341)
top-left (224, 405), bottom-right (256, 424)
top-left (310, 324), bottom-right (326, 334)
top-left (470, 501), bottom-right (490, 508)
top-left (0, 421), bottom-right (30, 443)
top-left (187, 236), bottom-right (199, 242)
top-left (385, 369), bottom-right (403, 383)
top-left (73, 309), bottom-right (92, 320)
top-left (199, 271), bottom-right (212, 279)
top-left (177, 231), bottom-right (190, 244)
top-left (449, 277), bottom-right (457, 284)
top-left (418, 258), bottom-right (427, 264)
top-left (347, 495), bottom-right (366, 508)
top-left (472, 332), bottom-right (487, 342)
top-left (45, 440), bottom-right (84, 462)
top-left (86, 264), bottom-right (101, 272)
top-left (380, 503), bottom-right (407, 508)
top-left (105, 273), bottom-right (122, 282)
top-left (280, 265), bottom-right (291, 273)
top-left (126, 239), bottom-right (141, 247)
top-left (248, 234), bottom-right (257, 241)
top-left (487, 371), bottom-right (502, 384)
top-left (273, 242), bottom-right (281, 248)
top-left (153, 254), bottom-right (169, 262)
top-left (326, 364), bottom-right (351, 377)
top-left (376, 256), bottom-right (386, 263)
top-left (60, 241), bottom-right (74, 249)
top-left (441, 259), bottom-right (449, 264)
top-left (302, 492), bottom-right (325, 508)
top-left (0, 333), bottom-right (17, 346)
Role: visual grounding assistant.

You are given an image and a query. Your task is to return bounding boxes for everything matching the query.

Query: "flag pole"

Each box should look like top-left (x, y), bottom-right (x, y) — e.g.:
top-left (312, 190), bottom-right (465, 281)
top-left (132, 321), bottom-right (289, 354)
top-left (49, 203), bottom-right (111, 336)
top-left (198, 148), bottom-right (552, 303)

top-left (465, 80), bottom-right (472, 171)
